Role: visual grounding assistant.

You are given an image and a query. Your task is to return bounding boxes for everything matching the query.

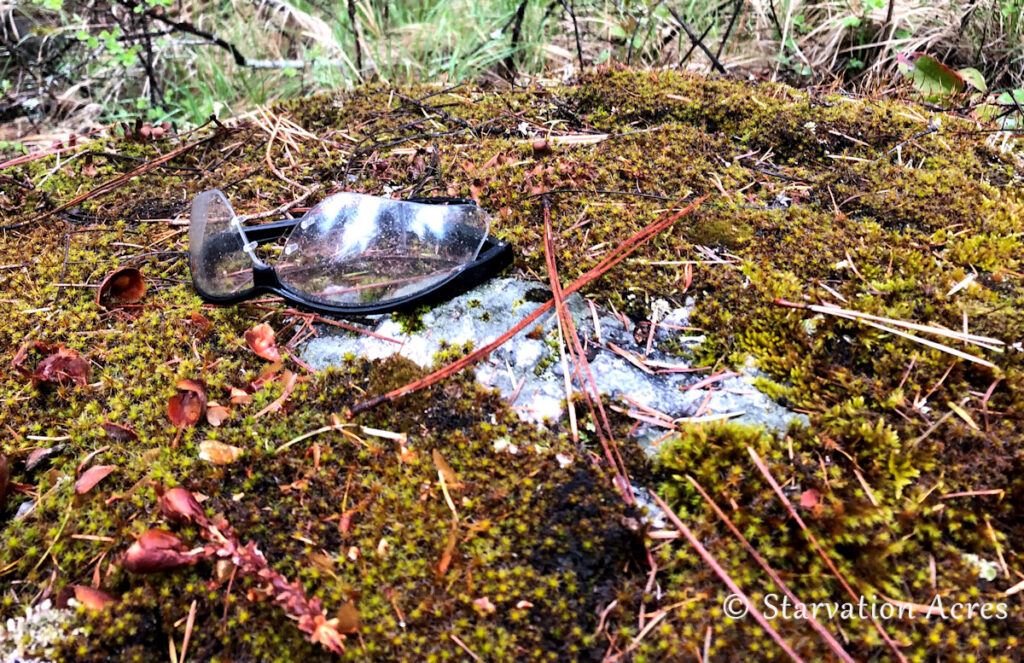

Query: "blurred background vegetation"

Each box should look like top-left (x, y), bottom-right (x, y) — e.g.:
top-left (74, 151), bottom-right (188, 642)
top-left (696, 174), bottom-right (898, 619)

top-left (1, 0), bottom-right (1022, 149)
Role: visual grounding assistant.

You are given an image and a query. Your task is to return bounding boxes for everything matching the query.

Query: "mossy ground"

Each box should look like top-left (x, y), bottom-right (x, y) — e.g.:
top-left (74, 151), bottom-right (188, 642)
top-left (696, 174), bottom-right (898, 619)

top-left (1, 68), bottom-right (1023, 661)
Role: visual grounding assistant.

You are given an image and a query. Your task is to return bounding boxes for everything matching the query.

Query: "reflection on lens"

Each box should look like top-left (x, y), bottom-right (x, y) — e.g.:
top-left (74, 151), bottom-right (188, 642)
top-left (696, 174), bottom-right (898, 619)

top-left (189, 190), bottom-right (255, 297)
top-left (275, 194), bottom-right (489, 306)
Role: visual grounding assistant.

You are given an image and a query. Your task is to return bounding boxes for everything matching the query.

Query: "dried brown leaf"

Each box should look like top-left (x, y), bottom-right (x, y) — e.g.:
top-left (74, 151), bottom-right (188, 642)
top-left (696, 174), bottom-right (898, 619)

top-left (101, 421), bottom-right (139, 442)
top-left (432, 449), bottom-right (460, 488)
top-left (25, 447), bottom-right (56, 472)
top-left (168, 379), bottom-right (207, 428)
top-left (96, 267), bottom-right (146, 309)
top-left (229, 387), bottom-right (253, 406)
top-left (32, 346), bottom-right (90, 387)
top-left (159, 487), bottom-right (205, 523)
top-left (206, 403), bottom-right (231, 427)
top-left (123, 528), bottom-right (197, 573)
top-left (335, 600), bottom-right (360, 634)
top-left (75, 465), bottom-right (115, 495)
top-left (244, 323), bottom-right (282, 362)
top-left (198, 440), bottom-right (243, 466)
top-left (72, 585), bottom-right (116, 610)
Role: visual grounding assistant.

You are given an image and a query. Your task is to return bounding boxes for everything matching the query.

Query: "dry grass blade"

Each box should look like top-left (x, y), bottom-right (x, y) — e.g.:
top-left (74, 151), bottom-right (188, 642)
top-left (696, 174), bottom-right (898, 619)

top-left (348, 196), bottom-right (707, 416)
top-left (649, 492), bottom-right (807, 663)
top-left (686, 475), bottom-right (856, 663)
top-left (746, 447), bottom-right (909, 663)
top-left (773, 298), bottom-right (1003, 347)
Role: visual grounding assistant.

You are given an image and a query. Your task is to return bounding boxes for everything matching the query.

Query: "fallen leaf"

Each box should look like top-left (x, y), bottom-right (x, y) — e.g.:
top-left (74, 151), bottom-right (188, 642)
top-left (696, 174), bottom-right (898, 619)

top-left (72, 585), bottom-right (116, 610)
top-left (432, 449), bottom-right (461, 488)
top-left (799, 489), bottom-right (821, 510)
top-left (199, 440), bottom-right (243, 466)
top-left (25, 447), bottom-right (56, 472)
top-left (75, 465), bottom-right (116, 495)
top-left (254, 370), bottom-right (298, 418)
top-left (123, 528), bottom-right (198, 573)
top-left (229, 387), bottom-right (253, 406)
top-left (244, 323), bottom-right (282, 362)
top-left (206, 403), bottom-right (231, 427)
top-left (335, 600), bottom-right (360, 634)
top-left (437, 522), bottom-right (458, 575)
top-left (159, 487), bottom-right (206, 523)
top-left (101, 421), bottom-right (139, 442)
top-left (188, 312), bottom-right (214, 339)
top-left (96, 267), bottom-right (146, 309)
top-left (168, 379), bottom-right (207, 428)
top-left (32, 346), bottom-right (90, 387)
top-left (473, 596), bottom-right (496, 614)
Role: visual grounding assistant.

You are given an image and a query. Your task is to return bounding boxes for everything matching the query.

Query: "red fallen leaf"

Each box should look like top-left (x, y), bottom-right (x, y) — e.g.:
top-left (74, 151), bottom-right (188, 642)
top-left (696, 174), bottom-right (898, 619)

top-left (102, 421), bottom-right (139, 442)
top-left (799, 489), bottom-right (821, 509)
top-left (0, 454), bottom-right (8, 514)
top-left (72, 585), bottom-right (116, 610)
top-left (96, 267), bottom-right (146, 309)
top-left (75, 465), bottom-right (116, 495)
top-left (123, 528), bottom-right (198, 573)
top-left (244, 323), bottom-right (282, 362)
top-left (32, 346), bottom-right (90, 387)
top-left (159, 487), bottom-right (205, 524)
top-left (168, 379), bottom-right (207, 428)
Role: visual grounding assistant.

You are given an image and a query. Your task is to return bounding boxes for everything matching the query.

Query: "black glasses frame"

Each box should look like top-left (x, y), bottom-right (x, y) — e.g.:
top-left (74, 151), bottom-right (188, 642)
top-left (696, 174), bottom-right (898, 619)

top-left (189, 196), bottom-right (514, 317)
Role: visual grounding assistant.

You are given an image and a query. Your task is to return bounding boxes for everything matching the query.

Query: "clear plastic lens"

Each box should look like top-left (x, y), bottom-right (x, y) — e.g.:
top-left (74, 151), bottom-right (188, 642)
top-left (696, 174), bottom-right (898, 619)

top-left (189, 190), bottom-right (254, 297)
top-left (275, 193), bottom-right (490, 306)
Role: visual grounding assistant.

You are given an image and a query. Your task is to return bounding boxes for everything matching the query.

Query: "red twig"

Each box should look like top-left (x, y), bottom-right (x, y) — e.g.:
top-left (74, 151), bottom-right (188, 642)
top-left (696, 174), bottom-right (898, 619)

top-left (348, 196), bottom-right (707, 415)
top-left (746, 447), bottom-right (908, 662)
top-left (542, 196), bottom-right (634, 503)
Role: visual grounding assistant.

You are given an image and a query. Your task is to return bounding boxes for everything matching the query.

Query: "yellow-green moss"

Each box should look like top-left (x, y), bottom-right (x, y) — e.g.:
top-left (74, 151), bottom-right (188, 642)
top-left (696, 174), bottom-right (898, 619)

top-left (1, 68), bottom-right (1023, 661)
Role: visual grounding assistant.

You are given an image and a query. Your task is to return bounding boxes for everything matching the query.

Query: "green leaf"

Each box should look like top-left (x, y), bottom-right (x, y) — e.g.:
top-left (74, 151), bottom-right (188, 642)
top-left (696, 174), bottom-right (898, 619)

top-left (957, 67), bottom-right (987, 92)
top-left (839, 16), bottom-right (861, 28)
top-left (897, 53), bottom-right (964, 100)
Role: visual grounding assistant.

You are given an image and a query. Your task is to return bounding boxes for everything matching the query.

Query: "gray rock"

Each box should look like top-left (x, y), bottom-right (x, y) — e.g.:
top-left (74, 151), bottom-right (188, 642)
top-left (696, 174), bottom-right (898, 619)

top-left (302, 277), bottom-right (806, 453)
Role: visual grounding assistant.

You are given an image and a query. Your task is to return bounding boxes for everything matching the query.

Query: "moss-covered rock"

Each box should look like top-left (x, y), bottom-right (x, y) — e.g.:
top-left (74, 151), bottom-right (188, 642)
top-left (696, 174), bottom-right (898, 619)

top-left (1, 67), bottom-right (1022, 660)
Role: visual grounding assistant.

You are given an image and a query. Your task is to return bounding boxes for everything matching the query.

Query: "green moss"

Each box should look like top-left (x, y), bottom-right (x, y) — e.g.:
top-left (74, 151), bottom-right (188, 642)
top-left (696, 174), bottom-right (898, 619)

top-left (1, 68), bottom-right (1022, 661)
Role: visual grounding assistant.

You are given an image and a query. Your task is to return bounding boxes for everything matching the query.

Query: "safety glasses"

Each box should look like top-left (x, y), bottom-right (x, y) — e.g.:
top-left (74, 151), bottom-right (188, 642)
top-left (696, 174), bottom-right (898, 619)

top-left (188, 189), bottom-right (513, 316)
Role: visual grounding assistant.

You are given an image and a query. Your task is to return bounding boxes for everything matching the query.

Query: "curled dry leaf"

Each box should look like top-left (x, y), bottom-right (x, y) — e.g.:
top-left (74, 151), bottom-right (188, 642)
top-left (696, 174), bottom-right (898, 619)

top-left (199, 440), bottom-right (243, 466)
top-left (168, 379), bottom-right (207, 428)
top-left (206, 403), bottom-right (231, 427)
top-left (123, 528), bottom-right (198, 573)
top-left (101, 421), bottom-right (139, 442)
top-left (244, 323), bottom-right (282, 362)
top-left (32, 346), bottom-right (90, 387)
top-left (229, 387), bottom-right (253, 406)
top-left (75, 465), bottom-right (116, 495)
top-left (96, 267), bottom-right (146, 309)
top-left (72, 585), bottom-right (116, 610)
top-left (25, 447), bottom-right (57, 472)
top-left (159, 487), bottom-right (206, 524)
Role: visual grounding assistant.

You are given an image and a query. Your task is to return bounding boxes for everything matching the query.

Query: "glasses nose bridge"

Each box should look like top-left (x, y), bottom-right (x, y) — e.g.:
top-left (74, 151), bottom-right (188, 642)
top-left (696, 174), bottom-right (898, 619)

top-left (252, 263), bottom-right (278, 289)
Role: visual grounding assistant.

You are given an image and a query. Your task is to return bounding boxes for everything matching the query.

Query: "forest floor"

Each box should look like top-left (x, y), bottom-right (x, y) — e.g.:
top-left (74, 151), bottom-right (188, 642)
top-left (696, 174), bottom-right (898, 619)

top-left (1, 68), bottom-right (1023, 662)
